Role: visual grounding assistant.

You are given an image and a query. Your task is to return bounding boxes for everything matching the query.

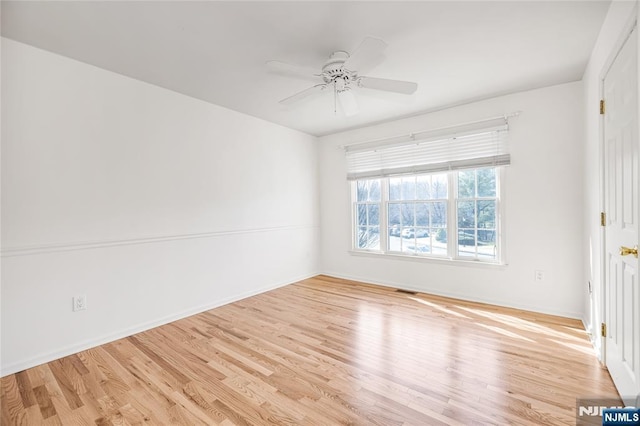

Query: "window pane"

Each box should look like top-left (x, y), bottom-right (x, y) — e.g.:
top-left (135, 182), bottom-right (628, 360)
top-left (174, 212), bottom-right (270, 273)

top-left (477, 200), bottom-right (495, 229)
top-left (431, 202), bottom-right (447, 228)
top-left (388, 204), bottom-right (401, 251)
top-left (433, 229), bottom-right (447, 255)
top-left (357, 181), bottom-right (368, 201)
top-left (458, 229), bottom-right (476, 257)
top-left (402, 241), bottom-right (414, 253)
top-left (432, 174), bottom-right (448, 199)
top-left (388, 231), bottom-right (401, 251)
top-left (478, 229), bottom-right (496, 245)
top-left (477, 231), bottom-right (496, 260)
top-left (357, 227), bottom-right (369, 249)
top-left (388, 204), bottom-right (401, 227)
top-left (431, 247), bottom-right (447, 256)
top-left (416, 176), bottom-right (431, 199)
top-left (457, 201), bottom-right (475, 228)
top-left (368, 180), bottom-right (381, 201)
top-left (358, 227), bottom-right (380, 250)
top-left (458, 170), bottom-right (476, 198)
top-left (401, 177), bottom-right (416, 200)
top-left (415, 228), bottom-right (429, 239)
top-left (477, 168), bottom-right (496, 197)
top-left (389, 178), bottom-right (401, 201)
top-left (367, 228), bottom-right (380, 250)
top-left (401, 227), bottom-right (414, 239)
top-left (357, 204), bottom-right (367, 226)
top-left (416, 203), bottom-right (429, 226)
top-left (368, 204), bottom-right (380, 226)
top-left (401, 203), bottom-right (415, 226)
top-left (407, 242), bottom-right (430, 255)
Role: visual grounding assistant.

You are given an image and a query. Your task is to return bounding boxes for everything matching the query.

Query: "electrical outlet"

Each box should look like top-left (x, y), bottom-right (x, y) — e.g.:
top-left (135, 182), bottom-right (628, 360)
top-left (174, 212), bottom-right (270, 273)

top-left (534, 270), bottom-right (545, 282)
top-left (73, 295), bottom-right (87, 312)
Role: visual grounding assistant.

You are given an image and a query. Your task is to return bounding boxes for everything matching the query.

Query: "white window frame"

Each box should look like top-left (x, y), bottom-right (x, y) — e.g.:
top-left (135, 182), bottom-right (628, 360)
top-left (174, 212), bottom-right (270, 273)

top-left (352, 182), bottom-right (383, 253)
top-left (350, 167), bottom-right (506, 265)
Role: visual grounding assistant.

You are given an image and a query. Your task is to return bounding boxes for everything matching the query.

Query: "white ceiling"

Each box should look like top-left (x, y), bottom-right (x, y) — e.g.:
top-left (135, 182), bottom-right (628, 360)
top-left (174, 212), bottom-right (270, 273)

top-left (2, 1), bottom-right (610, 136)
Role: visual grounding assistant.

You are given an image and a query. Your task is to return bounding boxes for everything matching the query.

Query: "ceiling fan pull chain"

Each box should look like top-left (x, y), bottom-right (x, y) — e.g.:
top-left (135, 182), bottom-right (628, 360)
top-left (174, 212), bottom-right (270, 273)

top-left (334, 80), bottom-right (337, 115)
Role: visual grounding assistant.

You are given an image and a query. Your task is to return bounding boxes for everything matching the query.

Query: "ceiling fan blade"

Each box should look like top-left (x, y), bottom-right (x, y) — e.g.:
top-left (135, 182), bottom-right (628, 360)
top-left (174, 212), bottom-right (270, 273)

top-left (338, 90), bottom-right (359, 117)
top-left (279, 84), bottom-right (326, 105)
top-left (358, 76), bottom-right (418, 95)
top-left (266, 60), bottom-right (319, 81)
top-left (343, 36), bottom-right (387, 73)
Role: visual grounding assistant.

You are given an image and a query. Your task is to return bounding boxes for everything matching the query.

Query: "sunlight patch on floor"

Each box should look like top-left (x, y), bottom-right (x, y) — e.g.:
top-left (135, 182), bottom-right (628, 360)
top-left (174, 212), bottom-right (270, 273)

top-left (408, 296), bottom-right (471, 318)
top-left (476, 323), bottom-right (536, 342)
top-left (551, 339), bottom-right (596, 356)
top-left (457, 306), bottom-right (584, 343)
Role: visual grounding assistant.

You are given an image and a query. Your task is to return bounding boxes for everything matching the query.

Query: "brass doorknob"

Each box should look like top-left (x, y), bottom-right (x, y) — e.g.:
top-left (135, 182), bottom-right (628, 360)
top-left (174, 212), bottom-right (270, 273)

top-left (620, 245), bottom-right (638, 258)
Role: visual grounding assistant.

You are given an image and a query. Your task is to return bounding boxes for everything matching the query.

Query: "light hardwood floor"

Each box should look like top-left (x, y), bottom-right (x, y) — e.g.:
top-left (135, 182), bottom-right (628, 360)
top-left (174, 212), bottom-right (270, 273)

top-left (1, 275), bottom-right (620, 425)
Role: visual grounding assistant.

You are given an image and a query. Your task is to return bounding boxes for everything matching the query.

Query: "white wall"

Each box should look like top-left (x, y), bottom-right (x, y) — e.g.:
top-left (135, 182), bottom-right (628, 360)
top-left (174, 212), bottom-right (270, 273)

top-left (319, 82), bottom-right (585, 318)
top-left (0, 38), bottom-right (319, 375)
top-left (581, 1), bottom-right (638, 358)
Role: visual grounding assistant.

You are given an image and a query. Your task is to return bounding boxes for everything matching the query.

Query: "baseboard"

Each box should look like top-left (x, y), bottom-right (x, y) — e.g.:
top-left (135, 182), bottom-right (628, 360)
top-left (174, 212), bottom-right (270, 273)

top-left (0, 272), bottom-right (319, 377)
top-left (321, 271), bottom-right (584, 320)
top-left (582, 317), bottom-right (592, 337)
top-left (581, 317), bottom-right (600, 357)
top-left (582, 317), bottom-right (605, 362)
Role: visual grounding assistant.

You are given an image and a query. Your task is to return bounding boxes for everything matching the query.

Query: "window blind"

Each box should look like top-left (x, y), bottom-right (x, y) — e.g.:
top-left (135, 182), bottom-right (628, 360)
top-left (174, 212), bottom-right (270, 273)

top-left (345, 117), bottom-right (511, 180)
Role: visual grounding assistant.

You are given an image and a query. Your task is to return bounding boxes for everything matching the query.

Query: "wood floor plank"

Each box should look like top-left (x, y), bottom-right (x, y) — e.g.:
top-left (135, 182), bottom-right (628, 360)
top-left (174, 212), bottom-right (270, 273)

top-left (182, 381), bottom-right (230, 425)
top-left (33, 384), bottom-right (57, 419)
top-left (1, 275), bottom-right (621, 424)
top-left (14, 371), bottom-right (37, 409)
top-left (127, 336), bottom-right (191, 386)
top-left (1, 375), bottom-right (27, 425)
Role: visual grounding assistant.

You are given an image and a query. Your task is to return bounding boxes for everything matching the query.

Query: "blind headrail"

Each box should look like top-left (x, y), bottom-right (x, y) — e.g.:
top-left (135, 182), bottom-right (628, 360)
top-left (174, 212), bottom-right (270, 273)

top-left (341, 112), bottom-right (521, 153)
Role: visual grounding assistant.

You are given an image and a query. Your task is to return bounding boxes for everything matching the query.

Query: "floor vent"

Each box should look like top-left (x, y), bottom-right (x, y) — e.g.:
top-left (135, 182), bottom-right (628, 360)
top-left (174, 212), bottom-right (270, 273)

top-left (395, 288), bottom-right (417, 295)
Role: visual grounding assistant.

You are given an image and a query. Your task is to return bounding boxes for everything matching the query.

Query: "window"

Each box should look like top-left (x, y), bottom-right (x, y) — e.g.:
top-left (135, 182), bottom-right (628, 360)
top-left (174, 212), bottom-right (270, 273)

top-left (351, 167), bottom-right (502, 263)
top-left (345, 116), bottom-right (512, 264)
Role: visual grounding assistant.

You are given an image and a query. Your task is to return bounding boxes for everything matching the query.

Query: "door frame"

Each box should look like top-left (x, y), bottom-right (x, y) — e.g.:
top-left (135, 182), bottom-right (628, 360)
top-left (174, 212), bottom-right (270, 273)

top-left (598, 10), bottom-right (638, 365)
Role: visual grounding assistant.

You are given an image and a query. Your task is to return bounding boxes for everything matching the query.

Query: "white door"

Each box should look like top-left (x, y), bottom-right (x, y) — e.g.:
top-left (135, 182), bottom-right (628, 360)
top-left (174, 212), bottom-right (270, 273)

top-left (604, 26), bottom-right (640, 405)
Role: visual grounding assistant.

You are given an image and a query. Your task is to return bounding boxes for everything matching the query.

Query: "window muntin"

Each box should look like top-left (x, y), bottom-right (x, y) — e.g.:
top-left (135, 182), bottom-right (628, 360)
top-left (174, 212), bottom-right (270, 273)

top-left (352, 167), bottom-right (502, 263)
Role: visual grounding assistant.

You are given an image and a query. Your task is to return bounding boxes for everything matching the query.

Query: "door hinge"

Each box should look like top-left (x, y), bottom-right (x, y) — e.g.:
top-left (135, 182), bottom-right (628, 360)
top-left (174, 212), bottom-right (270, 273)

top-left (601, 212), bottom-right (606, 226)
top-left (601, 322), bottom-right (607, 337)
top-left (600, 99), bottom-right (606, 115)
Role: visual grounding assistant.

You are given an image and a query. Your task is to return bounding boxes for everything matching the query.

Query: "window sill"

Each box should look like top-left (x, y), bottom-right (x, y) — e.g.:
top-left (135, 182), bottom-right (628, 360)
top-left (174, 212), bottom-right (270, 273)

top-left (348, 249), bottom-right (508, 269)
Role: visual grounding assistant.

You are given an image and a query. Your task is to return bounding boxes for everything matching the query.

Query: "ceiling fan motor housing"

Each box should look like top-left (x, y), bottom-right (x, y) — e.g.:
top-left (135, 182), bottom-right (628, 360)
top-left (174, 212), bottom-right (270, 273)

top-left (322, 51), bottom-right (356, 91)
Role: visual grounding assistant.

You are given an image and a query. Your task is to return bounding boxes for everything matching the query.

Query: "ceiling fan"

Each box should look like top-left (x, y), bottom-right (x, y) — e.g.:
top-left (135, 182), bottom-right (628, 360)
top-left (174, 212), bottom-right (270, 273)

top-left (266, 37), bottom-right (418, 117)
